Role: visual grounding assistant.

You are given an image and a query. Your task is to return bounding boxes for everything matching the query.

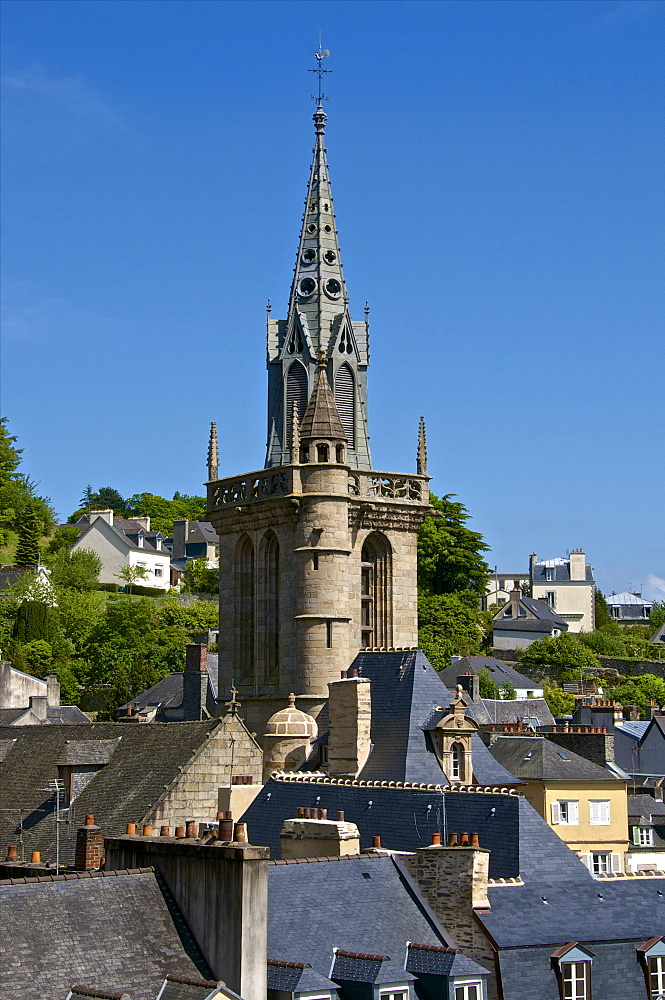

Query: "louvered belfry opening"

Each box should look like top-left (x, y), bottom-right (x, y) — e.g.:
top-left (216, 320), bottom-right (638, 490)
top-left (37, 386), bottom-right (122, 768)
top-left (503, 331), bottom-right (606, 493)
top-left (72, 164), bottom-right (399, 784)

top-left (234, 534), bottom-right (254, 684)
top-left (360, 532), bottom-right (392, 649)
top-left (334, 362), bottom-right (355, 448)
top-left (262, 531), bottom-right (280, 684)
top-left (286, 361), bottom-right (308, 448)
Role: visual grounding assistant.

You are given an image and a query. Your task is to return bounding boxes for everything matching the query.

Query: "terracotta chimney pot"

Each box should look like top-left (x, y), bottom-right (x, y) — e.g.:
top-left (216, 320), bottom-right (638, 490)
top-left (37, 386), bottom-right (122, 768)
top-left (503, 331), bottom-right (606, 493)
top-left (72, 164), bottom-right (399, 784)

top-left (31, 851), bottom-right (41, 863)
top-left (233, 822), bottom-right (247, 843)
top-left (143, 824), bottom-right (153, 836)
top-left (337, 810), bottom-right (345, 821)
top-left (126, 823), bottom-right (136, 835)
top-left (372, 835), bottom-right (382, 848)
top-left (431, 832), bottom-right (441, 846)
top-left (460, 832), bottom-right (470, 846)
top-left (175, 826), bottom-right (185, 838)
top-left (448, 833), bottom-right (459, 846)
top-left (186, 821), bottom-right (198, 838)
top-left (471, 832), bottom-right (480, 847)
top-left (85, 814), bottom-right (95, 826)
top-left (160, 826), bottom-right (170, 837)
top-left (6, 845), bottom-right (17, 860)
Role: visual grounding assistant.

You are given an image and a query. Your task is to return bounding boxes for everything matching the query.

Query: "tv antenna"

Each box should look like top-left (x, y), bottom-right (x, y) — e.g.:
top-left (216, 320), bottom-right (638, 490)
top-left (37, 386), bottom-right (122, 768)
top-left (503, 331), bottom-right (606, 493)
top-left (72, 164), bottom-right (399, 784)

top-left (309, 40), bottom-right (331, 104)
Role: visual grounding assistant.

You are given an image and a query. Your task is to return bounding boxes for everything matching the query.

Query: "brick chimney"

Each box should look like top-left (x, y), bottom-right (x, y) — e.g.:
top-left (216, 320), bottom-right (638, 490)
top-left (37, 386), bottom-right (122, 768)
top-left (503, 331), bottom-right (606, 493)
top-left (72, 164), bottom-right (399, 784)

top-left (173, 518), bottom-right (188, 561)
top-left (74, 814), bottom-right (104, 871)
top-left (280, 814), bottom-right (361, 859)
top-left (404, 837), bottom-right (492, 968)
top-left (182, 643), bottom-right (208, 720)
top-left (327, 674), bottom-right (372, 777)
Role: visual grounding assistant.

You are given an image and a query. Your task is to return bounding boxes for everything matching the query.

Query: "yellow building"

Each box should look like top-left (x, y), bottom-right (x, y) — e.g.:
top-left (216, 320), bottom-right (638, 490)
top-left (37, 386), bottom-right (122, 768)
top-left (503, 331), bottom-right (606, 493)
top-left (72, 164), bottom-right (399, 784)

top-left (488, 735), bottom-right (629, 874)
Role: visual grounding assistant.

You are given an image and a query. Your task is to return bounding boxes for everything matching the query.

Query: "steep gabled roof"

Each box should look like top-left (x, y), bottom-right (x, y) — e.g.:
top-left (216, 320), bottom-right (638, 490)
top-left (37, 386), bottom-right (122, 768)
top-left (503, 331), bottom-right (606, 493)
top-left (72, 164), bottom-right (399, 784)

top-left (298, 365), bottom-right (347, 443)
top-left (488, 735), bottom-right (622, 781)
top-left (439, 656), bottom-right (542, 691)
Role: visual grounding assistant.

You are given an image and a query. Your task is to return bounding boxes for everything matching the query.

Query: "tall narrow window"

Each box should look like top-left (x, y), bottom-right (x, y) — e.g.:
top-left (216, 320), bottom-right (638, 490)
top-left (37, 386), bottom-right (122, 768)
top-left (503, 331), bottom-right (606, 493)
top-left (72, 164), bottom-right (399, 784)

top-left (286, 361), bottom-right (308, 447)
top-left (649, 956), bottom-right (665, 999)
top-left (451, 743), bottom-right (464, 781)
top-left (561, 962), bottom-right (591, 1000)
top-left (262, 531), bottom-right (280, 682)
top-left (234, 535), bottom-right (254, 683)
top-left (360, 532), bottom-right (392, 649)
top-left (335, 362), bottom-right (355, 447)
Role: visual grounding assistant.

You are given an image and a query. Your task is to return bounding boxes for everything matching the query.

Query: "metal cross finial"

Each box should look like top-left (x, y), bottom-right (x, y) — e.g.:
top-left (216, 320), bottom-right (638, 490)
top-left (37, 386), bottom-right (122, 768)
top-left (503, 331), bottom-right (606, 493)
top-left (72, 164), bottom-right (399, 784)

top-left (309, 41), bottom-right (331, 104)
top-left (227, 684), bottom-right (240, 716)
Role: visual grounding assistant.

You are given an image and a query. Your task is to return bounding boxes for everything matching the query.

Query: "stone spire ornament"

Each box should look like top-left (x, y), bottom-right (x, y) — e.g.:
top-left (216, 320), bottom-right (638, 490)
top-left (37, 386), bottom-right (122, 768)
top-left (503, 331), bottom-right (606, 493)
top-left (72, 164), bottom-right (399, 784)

top-left (417, 416), bottom-right (428, 476)
top-left (290, 400), bottom-right (301, 464)
top-left (207, 421), bottom-right (219, 482)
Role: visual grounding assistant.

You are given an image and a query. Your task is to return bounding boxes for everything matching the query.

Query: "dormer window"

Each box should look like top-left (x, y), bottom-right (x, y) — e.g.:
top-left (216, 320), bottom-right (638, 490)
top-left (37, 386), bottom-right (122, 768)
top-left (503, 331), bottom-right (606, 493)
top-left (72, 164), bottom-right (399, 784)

top-left (546, 567), bottom-right (554, 582)
top-left (453, 986), bottom-right (482, 1000)
top-left (551, 944), bottom-right (594, 1000)
top-left (450, 743), bottom-right (465, 781)
top-left (638, 937), bottom-right (665, 999)
top-left (137, 533), bottom-right (145, 548)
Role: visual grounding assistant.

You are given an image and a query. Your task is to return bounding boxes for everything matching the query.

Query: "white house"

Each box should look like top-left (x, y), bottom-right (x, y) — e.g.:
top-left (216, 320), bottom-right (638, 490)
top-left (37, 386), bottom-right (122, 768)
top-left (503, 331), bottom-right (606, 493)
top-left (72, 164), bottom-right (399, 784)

top-left (530, 550), bottom-right (595, 633)
top-left (70, 510), bottom-right (171, 592)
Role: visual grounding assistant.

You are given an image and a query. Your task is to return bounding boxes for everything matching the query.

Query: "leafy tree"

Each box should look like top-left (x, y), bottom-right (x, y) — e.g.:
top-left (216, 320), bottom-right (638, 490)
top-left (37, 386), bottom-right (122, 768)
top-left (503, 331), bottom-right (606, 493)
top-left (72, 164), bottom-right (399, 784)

top-left (79, 485), bottom-right (95, 508)
top-left (54, 588), bottom-right (105, 652)
top-left (543, 683), bottom-right (576, 718)
top-left (500, 681), bottom-right (517, 700)
top-left (418, 594), bottom-right (482, 671)
top-left (124, 492), bottom-right (207, 536)
top-left (50, 548), bottom-right (102, 591)
top-left (477, 667), bottom-right (500, 699)
top-left (0, 419), bottom-right (56, 550)
top-left (15, 503), bottom-right (42, 567)
top-left (114, 564), bottom-right (150, 594)
top-left (650, 601), bottom-right (665, 632)
top-left (520, 633), bottom-right (600, 671)
top-left (417, 494), bottom-right (490, 598)
top-left (594, 589), bottom-right (612, 629)
top-left (0, 417), bottom-right (22, 482)
top-left (182, 558), bottom-right (218, 595)
top-left (68, 485), bottom-right (128, 522)
top-left (19, 639), bottom-right (53, 677)
top-left (605, 674), bottom-right (665, 714)
top-left (13, 600), bottom-right (57, 644)
top-left (45, 525), bottom-right (81, 560)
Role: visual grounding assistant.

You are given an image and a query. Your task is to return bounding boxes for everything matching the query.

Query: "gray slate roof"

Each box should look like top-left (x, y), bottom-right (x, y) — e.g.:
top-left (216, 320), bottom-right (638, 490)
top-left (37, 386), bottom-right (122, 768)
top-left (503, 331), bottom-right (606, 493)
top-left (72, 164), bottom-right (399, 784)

top-left (159, 976), bottom-right (225, 1000)
top-left (267, 962), bottom-right (338, 994)
top-left (0, 869), bottom-right (212, 1000)
top-left (120, 655), bottom-right (219, 714)
top-left (439, 656), bottom-right (542, 691)
top-left (405, 944), bottom-right (488, 979)
top-left (492, 598), bottom-right (568, 632)
top-left (488, 735), bottom-right (621, 781)
top-left (531, 558), bottom-right (594, 583)
top-left (268, 854), bottom-right (448, 978)
top-left (628, 794), bottom-right (665, 821)
top-left (467, 698), bottom-right (554, 728)
top-left (0, 720), bottom-right (220, 865)
top-left (0, 705), bottom-right (90, 726)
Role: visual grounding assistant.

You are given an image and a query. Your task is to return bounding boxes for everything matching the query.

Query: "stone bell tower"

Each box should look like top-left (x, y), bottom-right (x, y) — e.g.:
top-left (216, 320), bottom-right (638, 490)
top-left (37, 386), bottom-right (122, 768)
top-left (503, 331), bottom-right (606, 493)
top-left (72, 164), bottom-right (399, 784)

top-left (205, 96), bottom-right (432, 737)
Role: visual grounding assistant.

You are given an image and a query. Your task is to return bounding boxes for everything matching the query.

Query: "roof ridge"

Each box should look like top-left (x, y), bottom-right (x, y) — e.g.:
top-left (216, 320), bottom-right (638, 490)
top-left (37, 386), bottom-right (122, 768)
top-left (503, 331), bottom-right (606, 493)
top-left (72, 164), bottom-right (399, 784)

top-left (70, 987), bottom-right (130, 1000)
top-left (269, 773), bottom-right (518, 795)
top-left (0, 866), bottom-right (155, 886)
top-left (165, 974), bottom-right (221, 986)
top-left (269, 852), bottom-right (383, 865)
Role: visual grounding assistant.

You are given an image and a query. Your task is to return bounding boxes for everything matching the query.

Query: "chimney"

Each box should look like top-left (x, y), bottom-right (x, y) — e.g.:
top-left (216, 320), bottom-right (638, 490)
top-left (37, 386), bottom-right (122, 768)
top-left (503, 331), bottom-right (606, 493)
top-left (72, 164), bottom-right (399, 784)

top-left (173, 519), bottom-right (189, 561)
top-left (509, 581), bottom-right (521, 618)
top-left (182, 643), bottom-right (208, 721)
top-left (46, 673), bottom-right (60, 708)
top-left (88, 509), bottom-right (113, 525)
top-left (457, 672), bottom-right (479, 703)
top-left (327, 674), bottom-right (372, 777)
top-left (105, 831), bottom-right (269, 1000)
top-left (133, 516), bottom-right (151, 531)
top-left (569, 549), bottom-right (586, 581)
top-left (404, 837), bottom-right (490, 965)
top-left (280, 815), bottom-right (361, 859)
top-left (74, 814), bottom-right (104, 871)
top-left (28, 695), bottom-right (48, 721)
top-left (529, 552), bottom-right (538, 581)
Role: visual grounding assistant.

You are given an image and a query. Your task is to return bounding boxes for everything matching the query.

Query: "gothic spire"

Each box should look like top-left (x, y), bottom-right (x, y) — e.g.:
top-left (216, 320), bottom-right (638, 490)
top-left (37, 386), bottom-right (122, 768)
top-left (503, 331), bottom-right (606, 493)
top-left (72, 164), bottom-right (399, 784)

top-left (207, 421), bottom-right (219, 481)
top-left (417, 416), bottom-right (428, 476)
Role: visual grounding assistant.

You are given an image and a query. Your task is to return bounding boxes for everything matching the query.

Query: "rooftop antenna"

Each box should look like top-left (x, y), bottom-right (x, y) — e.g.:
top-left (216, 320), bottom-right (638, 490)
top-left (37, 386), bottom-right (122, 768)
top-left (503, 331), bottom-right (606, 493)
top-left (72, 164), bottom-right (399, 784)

top-left (309, 38), bottom-right (331, 104)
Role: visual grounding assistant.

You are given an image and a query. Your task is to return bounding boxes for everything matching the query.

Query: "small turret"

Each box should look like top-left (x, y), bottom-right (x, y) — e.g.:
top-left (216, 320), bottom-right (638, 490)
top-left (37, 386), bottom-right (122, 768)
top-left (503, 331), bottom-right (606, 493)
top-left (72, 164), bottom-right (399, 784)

top-left (298, 351), bottom-right (347, 465)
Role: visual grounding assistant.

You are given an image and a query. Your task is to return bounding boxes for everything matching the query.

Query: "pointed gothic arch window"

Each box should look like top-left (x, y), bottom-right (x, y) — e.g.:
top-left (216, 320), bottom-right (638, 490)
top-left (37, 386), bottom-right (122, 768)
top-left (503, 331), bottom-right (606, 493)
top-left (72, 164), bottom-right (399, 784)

top-left (335, 362), bottom-right (355, 447)
top-left (261, 531), bottom-right (280, 683)
top-left (286, 321), bottom-right (304, 355)
top-left (286, 361), bottom-right (308, 447)
top-left (233, 535), bottom-right (254, 684)
top-left (360, 532), bottom-right (392, 649)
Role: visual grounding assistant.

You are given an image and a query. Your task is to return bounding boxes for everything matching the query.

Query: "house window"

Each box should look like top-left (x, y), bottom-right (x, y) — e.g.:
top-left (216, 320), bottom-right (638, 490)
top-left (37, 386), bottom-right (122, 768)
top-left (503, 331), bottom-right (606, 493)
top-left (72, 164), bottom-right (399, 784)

top-left (454, 984), bottom-right (482, 1000)
top-left (320, 744), bottom-right (329, 767)
top-left (546, 567), bottom-right (554, 582)
top-left (561, 961), bottom-right (591, 1000)
top-left (589, 800), bottom-right (610, 825)
top-left (450, 742), bottom-right (465, 781)
top-left (552, 629), bottom-right (561, 638)
top-left (552, 800), bottom-right (579, 825)
top-left (611, 606), bottom-right (620, 619)
top-left (503, 608), bottom-right (513, 618)
top-left (637, 827), bottom-right (654, 847)
top-left (379, 989), bottom-right (409, 1000)
top-left (154, 567), bottom-right (163, 578)
top-left (649, 956), bottom-right (665, 999)
top-left (546, 591), bottom-right (556, 608)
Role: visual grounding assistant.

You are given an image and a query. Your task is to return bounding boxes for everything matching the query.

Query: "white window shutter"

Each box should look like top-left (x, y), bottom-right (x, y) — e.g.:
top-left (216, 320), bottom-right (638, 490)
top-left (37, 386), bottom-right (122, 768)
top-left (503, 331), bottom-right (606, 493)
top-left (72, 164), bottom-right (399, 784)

top-left (632, 826), bottom-right (640, 845)
top-left (579, 853), bottom-right (592, 872)
top-left (611, 853), bottom-right (622, 873)
top-left (589, 801), bottom-right (598, 824)
top-left (602, 801), bottom-right (610, 824)
top-left (569, 801), bottom-right (579, 825)
top-left (551, 802), bottom-right (561, 824)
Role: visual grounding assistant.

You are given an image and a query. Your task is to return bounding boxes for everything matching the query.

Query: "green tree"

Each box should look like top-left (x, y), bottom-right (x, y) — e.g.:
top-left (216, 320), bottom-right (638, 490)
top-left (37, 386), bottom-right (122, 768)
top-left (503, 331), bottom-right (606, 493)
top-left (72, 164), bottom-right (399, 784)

top-left (0, 417), bottom-right (22, 482)
top-left (45, 525), bottom-right (81, 560)
top-left (417, 594), bottom-right (483, 671)
top-left (124, 491), bottom-right (206, 536)
top-left (13, 600), bottom-right (57, 644)
top-left (417, 494), bottom-right (490, 598)
top-left (520, 633), bottom-right (601, 671)
top-left (15, 503), bottom-right (42, 567)
top-left (543, 683), bottom-right (576, 718)
top-left (50, 548), bottom-right (102, 591)
top-left (114, 564), bottom-right (150, 594)
top-left (0, 419), bottom-right (55, 549)
top-left (69, 485), bottom-right (128, 522)
top-left (19, 639), bottom-right (53, 677)
top-left (500, 681), bottom-right (517, 700)
top-left (594, 588), bottom-right (612, 629)
top-left (182, 558), bottom-right (219, 595)
top-left (650, 601), bottom-right (665, 632)
top-left (477, 667), bottom-right (500, 699)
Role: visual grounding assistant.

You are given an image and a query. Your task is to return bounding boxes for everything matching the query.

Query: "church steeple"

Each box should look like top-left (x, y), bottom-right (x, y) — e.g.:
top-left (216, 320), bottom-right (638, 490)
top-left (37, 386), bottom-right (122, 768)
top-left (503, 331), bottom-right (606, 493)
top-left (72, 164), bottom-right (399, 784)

top-left (265, 83), bottom-right (372, 471)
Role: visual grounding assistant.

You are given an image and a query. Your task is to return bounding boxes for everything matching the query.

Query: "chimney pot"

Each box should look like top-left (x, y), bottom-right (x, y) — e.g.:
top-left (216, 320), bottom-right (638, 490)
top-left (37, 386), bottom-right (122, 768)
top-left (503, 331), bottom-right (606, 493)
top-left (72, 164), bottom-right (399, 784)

top-left (341, 671), bottom-right (347, 679)
top-left (320, 808), bottom-right (328, 819)
top-left (216, 811), bottom-right (225, 821)
top-left (175, 826), bottom-right (185, 838)
top-left (470, 832), bottom-right (480, 847)
top-left (85, 814), bottom-right (95, 826)
top-left (372, 835), bottom-right (382, 848)
top-left (6, 845), bottom-right (17, 860)
top-left (126, 823), bottom-right (136, 835)
top-left (220, 819), bottom-right (234, 841)
top-left (448, 833), bottom-right (459, 846)
top-left (460, 833), bottom-right (470, 846)
top-left (186, 821), bottom-right (197, 838)
top-left (31, 851), bottom-right (40, 863)
top-left (143, 824), bottom-right (153, 836)
top-left (431, 832), bottom-right (441, 846)
top-left (160, 826), bottom-right (170, 837)
top-left (337, 810), bottom-right (345, 821)
top-left (303, 807), bottom-right (311, 818)
top-left (233, 822), bottom-right (247, 843)
top-left (225, 811), bottom-right (233, 820)
top-left (297, 806), bottom-right (305, 818)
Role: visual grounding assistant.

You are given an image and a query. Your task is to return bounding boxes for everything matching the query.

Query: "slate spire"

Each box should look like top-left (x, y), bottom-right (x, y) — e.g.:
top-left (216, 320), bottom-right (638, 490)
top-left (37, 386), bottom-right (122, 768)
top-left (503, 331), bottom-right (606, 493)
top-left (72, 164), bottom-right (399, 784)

top-left (265, 98), bottom-right (372, 470)
top-left (299, 349), bottom-right (347, 445)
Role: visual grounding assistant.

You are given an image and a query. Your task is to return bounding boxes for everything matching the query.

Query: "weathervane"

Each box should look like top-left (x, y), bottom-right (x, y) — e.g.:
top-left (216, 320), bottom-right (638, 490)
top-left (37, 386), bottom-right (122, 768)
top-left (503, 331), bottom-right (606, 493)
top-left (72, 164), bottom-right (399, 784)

top-left (309, 40), bottom-right (331, 104)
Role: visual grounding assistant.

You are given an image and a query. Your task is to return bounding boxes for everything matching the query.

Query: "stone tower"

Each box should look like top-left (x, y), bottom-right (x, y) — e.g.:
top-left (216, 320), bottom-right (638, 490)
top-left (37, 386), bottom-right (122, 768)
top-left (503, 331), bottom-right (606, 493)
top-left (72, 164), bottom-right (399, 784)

top-left (205, 101), bottom-right (432, 736)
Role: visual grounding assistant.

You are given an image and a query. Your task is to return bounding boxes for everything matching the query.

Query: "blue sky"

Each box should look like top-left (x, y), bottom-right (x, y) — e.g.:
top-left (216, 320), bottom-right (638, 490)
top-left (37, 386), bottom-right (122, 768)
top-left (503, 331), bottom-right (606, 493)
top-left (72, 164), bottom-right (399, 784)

top-left (1, 0), bottom-right (663, 600)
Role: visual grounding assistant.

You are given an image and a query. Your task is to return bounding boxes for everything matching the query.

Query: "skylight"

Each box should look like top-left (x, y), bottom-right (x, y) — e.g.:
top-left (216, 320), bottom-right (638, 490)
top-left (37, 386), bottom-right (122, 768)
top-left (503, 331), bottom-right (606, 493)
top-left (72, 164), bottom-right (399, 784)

top-left (558, 751), bottom-right (570, 760)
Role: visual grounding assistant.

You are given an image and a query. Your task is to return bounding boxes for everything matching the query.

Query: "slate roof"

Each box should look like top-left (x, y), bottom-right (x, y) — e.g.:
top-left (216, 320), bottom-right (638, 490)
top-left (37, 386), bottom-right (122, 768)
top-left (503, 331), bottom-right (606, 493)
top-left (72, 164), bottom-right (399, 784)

top-left (439, 656), bottom-right (542, 692)
top-left (652, 620), bottom-right (665, 644)
top-left (55, 738), bottom-right (121, 765)
top-left (0, 720), bottom-right (221, 865)
top-left (615, 719), bottom-right (649, 740)
top-left (267, 961), bottom-right (338, 994)
top-left (606, 591), bottom-right (653, 607)
top-left (331, 953), bottom-right (414, 985)
top-left (268, 853), bottom-right (449, 978)
top-left (0, 705), bottom-right (90, 726)
top-left (405, 943), bottom-right (488, 978)
top-left (120, 655), bottom-right (219, 715)
top-left (158, 975), bottom-right (225, 1000)
top-left (243, 777), bottom-right (522, 878)
top-left (0, 869), bottom-right (212, 1000)
top-left (531, 557), bottom-right (594, 583)
top-left (628, 794), bottom-right (665, 821)
top-left (492, 598), bottom-right (568, 632)
top-left (298, 368), bottom-right (347, 442)
top-left (488, 735), bottom-right (621, 781)
top-left (467, 698), bottom-right (554, 729)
